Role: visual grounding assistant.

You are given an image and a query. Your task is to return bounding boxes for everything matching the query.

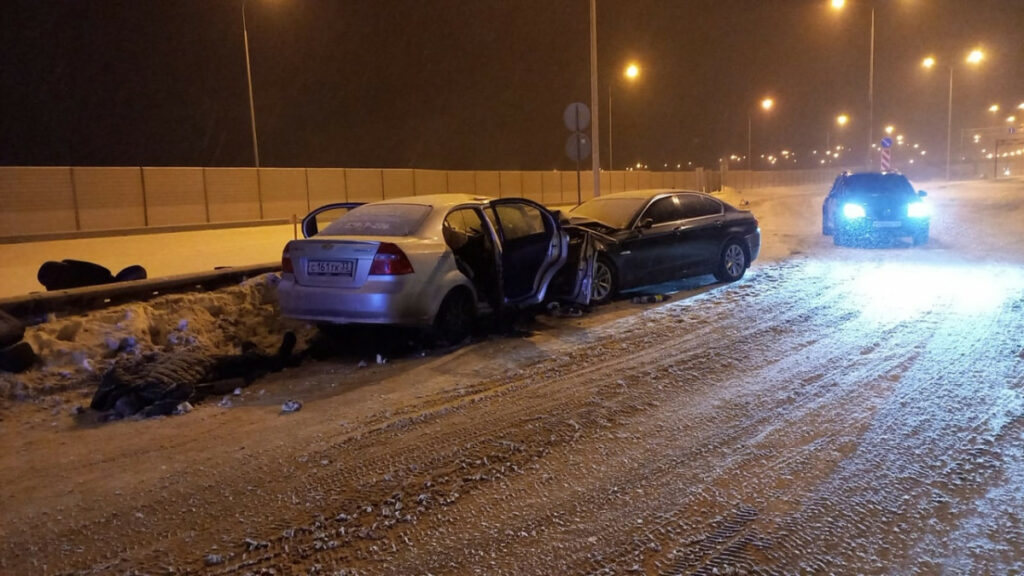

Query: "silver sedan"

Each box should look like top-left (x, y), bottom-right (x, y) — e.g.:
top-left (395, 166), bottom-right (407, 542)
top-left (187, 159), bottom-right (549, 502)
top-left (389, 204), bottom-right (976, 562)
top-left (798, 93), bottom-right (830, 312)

top-left (278, 194), bottom-right (593, 343)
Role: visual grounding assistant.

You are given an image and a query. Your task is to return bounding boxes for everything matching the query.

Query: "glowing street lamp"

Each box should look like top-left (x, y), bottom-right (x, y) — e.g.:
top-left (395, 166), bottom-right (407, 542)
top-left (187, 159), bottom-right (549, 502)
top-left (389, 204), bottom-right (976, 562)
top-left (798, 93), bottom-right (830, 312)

top-left (989, 104), bottom-right (1000, 114)
top-left (836, 114), bottom-right (849, 127)
top-left (885, 125), bottom-right (895, 135)
top-left (608, 62), bottom-right (641, 170)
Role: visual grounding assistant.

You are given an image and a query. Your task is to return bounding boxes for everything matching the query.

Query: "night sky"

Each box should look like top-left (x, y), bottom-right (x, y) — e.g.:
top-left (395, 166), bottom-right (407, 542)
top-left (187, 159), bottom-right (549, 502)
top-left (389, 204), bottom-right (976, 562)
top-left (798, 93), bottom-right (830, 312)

top-left (2, 0), bottom-right (1021, 171)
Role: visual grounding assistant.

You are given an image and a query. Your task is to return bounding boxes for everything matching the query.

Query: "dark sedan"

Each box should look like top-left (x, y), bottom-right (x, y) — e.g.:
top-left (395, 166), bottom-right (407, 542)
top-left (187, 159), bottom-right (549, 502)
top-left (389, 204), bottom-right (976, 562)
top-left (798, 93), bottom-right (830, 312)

top-left (568, 189), bottom-right (761, 303)
top-left (822, 172), bottom-right (930, 246)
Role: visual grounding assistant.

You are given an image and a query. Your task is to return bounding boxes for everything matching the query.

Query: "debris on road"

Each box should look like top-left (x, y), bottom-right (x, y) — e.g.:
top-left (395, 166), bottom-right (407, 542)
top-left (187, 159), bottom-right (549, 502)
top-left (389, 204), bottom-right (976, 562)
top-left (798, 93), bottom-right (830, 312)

top-left (281, 399), bottom-right (302, 413)
top-left (631, 294), bottom-right (670, 304)
top-left (89, 332), bottom-right (296, 420)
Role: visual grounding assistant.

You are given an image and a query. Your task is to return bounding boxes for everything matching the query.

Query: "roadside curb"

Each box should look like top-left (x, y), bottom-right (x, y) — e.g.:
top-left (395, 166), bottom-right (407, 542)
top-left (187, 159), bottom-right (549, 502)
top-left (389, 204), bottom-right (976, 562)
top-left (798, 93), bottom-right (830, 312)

top-left (0, 263), bottom-right (281, 325)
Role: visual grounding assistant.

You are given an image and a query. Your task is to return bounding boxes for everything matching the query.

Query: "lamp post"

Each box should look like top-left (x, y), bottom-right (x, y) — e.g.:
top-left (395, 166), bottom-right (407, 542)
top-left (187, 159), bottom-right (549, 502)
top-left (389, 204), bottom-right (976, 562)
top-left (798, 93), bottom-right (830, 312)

top-left (922, 49), bottom-right (984, 180)
top-left (242, 0), bottom-right (261, 168)
top-left (830, 0), bottom-right (875, 170)
top-left (609, 62), bottom-right (640, 171)
top-left (748, 97), bottom-right (774, 170)
top-left (828, 113), bottom-right (850, 155)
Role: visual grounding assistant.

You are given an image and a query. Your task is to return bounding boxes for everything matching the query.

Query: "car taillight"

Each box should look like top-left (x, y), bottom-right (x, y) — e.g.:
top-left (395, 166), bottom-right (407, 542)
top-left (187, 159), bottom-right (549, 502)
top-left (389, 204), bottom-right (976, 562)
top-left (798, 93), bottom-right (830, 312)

top-left (369, 242), bottom-right (414, 275)
top-left (281, 247), bottom-right (293, 274)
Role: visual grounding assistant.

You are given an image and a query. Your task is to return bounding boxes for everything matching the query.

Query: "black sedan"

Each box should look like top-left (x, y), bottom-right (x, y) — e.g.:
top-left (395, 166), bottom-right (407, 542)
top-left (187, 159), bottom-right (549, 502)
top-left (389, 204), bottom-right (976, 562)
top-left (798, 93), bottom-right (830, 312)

top-left (822, 172), bottom-right (930, 246)
top-left (568, 189), bottom-right (761, 303)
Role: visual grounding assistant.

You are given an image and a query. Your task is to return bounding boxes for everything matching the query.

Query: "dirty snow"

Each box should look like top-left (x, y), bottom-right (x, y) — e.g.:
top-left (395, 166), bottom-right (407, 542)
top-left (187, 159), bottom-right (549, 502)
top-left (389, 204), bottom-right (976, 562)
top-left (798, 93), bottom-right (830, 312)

top-left (1, 178), bottom-right (1024, 575)
top-left (0, 273), bottom-right (309, 403)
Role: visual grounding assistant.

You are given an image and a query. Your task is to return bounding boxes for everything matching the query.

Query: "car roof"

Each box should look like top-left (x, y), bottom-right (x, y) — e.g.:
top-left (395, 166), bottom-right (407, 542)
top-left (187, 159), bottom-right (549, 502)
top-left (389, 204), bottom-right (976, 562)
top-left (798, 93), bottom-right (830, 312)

top-left (842, 172), bottom-right (911, 182)
top-left (588, 188), bottom-right (705, 200)
top-left (372, 193), bottom-right (494, 209)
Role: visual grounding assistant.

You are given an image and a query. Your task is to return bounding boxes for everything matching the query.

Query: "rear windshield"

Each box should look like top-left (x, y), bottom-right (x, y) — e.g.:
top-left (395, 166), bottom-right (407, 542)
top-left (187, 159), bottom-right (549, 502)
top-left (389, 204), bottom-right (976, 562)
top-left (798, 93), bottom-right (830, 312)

top-left (847, 175), bottom-right (915, 196)
top-left (319, 203), bottom-right (431, 237)
top-left (570, 197), bottom-right (648, 229)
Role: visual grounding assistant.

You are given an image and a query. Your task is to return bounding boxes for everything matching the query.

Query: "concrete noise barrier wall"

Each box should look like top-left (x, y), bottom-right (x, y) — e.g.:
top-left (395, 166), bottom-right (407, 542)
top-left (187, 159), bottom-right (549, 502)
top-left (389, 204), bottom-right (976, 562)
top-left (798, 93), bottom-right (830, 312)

top-left (0, 165), bottom-right (830, 239)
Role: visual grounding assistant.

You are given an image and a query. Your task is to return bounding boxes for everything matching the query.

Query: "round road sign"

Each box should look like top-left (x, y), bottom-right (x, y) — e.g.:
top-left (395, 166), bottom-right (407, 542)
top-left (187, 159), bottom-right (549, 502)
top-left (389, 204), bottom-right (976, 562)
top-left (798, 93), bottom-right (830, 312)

top-left (563, 102), bottom-right (591, 132)
top-left (565, 132), bottom-right (592, 163)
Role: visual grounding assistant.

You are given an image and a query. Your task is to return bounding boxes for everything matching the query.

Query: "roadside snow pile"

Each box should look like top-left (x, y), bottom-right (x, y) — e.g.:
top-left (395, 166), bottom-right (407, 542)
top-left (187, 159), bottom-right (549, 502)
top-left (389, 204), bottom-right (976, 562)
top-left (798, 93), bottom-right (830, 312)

top-left (0, 273), bottom-right (311, 404)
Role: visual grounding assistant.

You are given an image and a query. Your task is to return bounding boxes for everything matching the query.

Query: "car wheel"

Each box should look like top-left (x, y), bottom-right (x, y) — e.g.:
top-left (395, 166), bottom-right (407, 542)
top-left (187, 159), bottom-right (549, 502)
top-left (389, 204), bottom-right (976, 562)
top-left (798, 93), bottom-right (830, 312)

top-left (822, 207), bottom-right (833, 236)
top-left (714, 241), bottom-right (747, 283)
top-left (833, 228), bottom-right (846, 246)
top-left (433, 289), bottom-right (474, 346)
top-left (912, 230), bottom-right (929, 246)
top-left (590, 255), bottom-right (618, 305)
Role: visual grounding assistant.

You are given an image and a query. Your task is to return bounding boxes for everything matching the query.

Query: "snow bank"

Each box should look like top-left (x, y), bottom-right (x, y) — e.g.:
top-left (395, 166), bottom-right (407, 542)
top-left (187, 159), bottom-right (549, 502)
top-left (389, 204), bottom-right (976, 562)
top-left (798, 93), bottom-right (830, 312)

top-left (0, 273), bottom-right (310, 404)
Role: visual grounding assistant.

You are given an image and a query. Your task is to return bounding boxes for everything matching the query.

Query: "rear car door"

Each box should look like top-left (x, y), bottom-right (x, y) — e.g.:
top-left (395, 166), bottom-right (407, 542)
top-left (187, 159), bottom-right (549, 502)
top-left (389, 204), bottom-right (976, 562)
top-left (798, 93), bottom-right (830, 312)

top-left (670, 194), bottom-right (727, 272)
top-left (486, 199), bottom-right (568, 306)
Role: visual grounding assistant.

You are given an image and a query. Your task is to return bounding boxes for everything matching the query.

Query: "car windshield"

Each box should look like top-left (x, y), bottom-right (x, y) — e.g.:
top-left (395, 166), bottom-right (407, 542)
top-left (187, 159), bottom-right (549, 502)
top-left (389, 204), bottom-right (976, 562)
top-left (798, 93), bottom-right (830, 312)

top-left (847, 175), bottom-right (915, 196)
top-left (570, 197), bottom-right (648, 229)
top-left (319, 203), bottom-right (431, 236)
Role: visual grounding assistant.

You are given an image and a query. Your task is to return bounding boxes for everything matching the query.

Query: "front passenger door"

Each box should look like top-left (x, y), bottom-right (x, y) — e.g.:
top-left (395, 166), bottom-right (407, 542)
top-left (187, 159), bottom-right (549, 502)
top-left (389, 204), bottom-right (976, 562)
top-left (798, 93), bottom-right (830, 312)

top-left (631, 195), bottom-right (688, 283)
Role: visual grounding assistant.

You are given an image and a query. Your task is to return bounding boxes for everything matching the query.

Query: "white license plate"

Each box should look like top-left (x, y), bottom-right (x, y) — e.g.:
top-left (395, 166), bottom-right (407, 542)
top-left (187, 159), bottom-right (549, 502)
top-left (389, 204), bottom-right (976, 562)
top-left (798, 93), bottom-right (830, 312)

top-left (873, 221), bottom-right (901, 228)
top-left (307, 259), bottom-right (355, 276)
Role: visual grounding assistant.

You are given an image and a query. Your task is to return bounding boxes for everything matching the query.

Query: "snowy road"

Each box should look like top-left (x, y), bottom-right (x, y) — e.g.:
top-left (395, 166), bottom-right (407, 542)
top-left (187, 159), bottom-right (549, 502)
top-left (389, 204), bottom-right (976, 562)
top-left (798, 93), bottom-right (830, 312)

top-left (2, 179), bottom-right (1023, 574)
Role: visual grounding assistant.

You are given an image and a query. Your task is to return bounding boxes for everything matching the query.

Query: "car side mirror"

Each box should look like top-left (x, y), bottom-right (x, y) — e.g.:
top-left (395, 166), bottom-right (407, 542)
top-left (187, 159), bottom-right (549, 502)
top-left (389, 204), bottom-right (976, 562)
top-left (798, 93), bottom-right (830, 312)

top-left (917, 190), bottom-right (927, 198)
top-left (639, 218), bottom-right (654, 230)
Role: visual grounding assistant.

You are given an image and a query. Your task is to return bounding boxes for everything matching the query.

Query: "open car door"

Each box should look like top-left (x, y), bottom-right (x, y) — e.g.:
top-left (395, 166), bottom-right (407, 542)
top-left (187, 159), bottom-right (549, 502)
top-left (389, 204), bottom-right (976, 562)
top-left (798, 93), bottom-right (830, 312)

top-left (545, 223), bottom-right (596, 307)
top-left (487, 199), bottom-right (574, 307)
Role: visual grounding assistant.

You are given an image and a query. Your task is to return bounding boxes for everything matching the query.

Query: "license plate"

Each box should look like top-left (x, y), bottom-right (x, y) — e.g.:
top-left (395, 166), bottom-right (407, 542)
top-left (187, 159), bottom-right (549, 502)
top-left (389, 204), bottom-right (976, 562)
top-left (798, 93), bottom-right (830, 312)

top-left (307, 259), bottom-right (355, 276)
top-left (873, 221), bottom-right (901, 228)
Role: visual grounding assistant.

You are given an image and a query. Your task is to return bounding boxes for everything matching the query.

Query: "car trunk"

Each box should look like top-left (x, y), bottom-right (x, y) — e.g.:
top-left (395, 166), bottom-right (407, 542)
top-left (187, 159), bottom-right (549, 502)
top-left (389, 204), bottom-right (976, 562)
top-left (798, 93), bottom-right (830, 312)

top-left (286, 239), bottom-right (382, 288)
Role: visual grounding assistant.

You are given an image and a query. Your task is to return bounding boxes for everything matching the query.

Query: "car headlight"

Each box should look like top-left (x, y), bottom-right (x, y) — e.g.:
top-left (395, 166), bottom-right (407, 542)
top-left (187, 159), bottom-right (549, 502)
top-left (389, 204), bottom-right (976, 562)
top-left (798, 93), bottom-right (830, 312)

top-left (907, 201), bottom-right (930, 218)
top-left (842, 203), bottom-right (866, 219)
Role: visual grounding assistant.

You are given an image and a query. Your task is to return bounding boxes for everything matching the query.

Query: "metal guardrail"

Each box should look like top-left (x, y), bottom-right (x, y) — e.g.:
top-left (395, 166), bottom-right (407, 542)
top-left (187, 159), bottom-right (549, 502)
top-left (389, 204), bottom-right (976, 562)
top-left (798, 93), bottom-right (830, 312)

top-left (0, 263), bottom-right (281, 325)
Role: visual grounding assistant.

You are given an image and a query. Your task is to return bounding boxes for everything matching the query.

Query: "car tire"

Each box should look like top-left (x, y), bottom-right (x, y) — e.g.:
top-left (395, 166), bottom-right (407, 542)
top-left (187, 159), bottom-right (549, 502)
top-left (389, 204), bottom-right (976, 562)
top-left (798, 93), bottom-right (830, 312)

top-left (433, 289), bottom-right (474, 346)
top-left (590, 255), bottom-right (618, 305)
top-left (713, 241), bottom-right (748, 283)
top-left (833, 228), bottom-right (847, 246)
top-left (912, 230), bottom-right (929, 246)
top-left (822, 207), bottom-right (833, 236)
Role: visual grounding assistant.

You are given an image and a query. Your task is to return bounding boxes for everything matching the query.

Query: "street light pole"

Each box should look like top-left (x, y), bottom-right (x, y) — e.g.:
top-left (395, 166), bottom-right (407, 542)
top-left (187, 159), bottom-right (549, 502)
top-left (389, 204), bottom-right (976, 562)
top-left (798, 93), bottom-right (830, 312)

top-left (866, 6), bottom-right (875, 170)
top-left (589, 0), bottom-right (601, 197)
top-left (924, 49), bottom-right (983, 181)
top-left (608, 84), bottom-right (614, 170)
top-left (748, 98), bottom-right (773, 171)
top-left (747, 114), bottom-right (752, 171)
top-left (946, 66), bottom-right (953, 181)
top-left (242, 0), bottom-right (261, 168)
top-left (608, 63), bottom-right (640, 173)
